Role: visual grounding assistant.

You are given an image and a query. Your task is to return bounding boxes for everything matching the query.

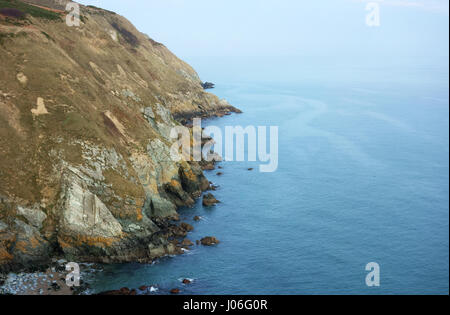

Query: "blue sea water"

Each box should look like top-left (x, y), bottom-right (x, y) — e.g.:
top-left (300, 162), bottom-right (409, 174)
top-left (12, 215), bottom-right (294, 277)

top-left (91, 57), bottom-right (449, 295)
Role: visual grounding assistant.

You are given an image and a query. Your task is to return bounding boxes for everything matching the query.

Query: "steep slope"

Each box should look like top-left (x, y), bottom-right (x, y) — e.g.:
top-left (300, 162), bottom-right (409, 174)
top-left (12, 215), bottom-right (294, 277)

top-left (0, 0), bottom-right (238, 272)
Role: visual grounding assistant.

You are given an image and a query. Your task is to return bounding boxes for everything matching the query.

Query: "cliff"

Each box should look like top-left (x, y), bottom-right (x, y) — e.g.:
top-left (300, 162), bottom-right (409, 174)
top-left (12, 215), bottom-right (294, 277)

top-left (0, 0), bottom-right (238, 272)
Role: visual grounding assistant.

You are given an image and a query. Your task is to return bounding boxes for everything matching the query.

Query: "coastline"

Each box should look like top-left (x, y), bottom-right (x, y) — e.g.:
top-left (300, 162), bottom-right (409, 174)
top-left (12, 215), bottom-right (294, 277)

top-left (0, 107), bottom-right (239, 295)
top-left (0, 0), bottom-right (242, 287)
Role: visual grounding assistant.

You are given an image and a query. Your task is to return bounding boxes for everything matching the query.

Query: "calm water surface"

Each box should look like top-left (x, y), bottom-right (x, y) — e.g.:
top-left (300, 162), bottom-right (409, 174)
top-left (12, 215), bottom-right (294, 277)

top-left (91, 59), bottom-right (449, 294)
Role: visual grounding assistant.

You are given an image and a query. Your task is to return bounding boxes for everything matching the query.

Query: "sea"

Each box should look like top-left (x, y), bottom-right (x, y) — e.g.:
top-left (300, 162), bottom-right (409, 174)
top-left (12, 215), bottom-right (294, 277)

top-left (90, 56), bottom-right (449, 295)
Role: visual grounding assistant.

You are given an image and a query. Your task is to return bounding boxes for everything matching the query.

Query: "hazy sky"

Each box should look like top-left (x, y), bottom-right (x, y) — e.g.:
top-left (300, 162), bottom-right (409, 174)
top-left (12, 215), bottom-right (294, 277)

top-left (76, 0), bottom-right (449, 59)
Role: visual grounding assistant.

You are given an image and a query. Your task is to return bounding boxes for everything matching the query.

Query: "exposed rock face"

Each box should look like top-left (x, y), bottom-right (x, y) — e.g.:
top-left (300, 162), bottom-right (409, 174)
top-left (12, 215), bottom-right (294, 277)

top-left (60, 176), bottom-right (124, 239)
top-left (0, 0), bottom-right (238, 272)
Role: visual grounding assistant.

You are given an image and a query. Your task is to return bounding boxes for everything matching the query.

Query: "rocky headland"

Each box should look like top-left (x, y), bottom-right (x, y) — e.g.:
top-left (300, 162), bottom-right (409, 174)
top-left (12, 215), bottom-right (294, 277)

top-left (0, 0), bottom-right (238, 287)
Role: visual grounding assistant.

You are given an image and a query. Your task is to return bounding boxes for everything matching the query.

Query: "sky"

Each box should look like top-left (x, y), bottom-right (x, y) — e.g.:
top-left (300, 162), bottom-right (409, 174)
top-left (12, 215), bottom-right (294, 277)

top-left (76, 0), bottom-right (449, 61)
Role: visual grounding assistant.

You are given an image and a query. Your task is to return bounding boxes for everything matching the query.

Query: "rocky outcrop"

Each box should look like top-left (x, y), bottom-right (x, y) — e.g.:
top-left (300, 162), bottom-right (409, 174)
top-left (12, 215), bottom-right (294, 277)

top-left (201, 82), bottom-right (215, 90)
top-left (0, 0), bottom-right (238, 272)
top-left (200, 237), bottom-right (220, 246)
top-left (202, 193), bottom-right (220, 207)
top-left (181, 239), bottom-right (194, 248)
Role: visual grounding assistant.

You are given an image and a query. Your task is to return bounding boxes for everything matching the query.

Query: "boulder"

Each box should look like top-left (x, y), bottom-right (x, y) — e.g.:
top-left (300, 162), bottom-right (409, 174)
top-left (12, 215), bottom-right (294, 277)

top-left (170, 225), bottom-right (188, 238)
top-left (201, 82), bottom-right (215, 89)
top-left (201, 161), bottom-right (215, 171)
top-left (180, 222), bottom-right (194, 232)
top-left (181, 239), bottom-right (194, 248)
top-left (200, 237), bottom-right (220, 246)
top-left (203, 193), bottom-right (219, 207)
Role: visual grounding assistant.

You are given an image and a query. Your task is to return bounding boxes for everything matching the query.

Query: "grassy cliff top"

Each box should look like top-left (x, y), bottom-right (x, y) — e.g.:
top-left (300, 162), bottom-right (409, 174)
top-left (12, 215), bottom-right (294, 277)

top-left (0, 0), bottom-right (62, 20)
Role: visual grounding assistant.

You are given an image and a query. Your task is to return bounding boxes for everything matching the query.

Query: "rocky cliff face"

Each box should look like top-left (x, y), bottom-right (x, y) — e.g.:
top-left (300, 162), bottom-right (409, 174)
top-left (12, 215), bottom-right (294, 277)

top-left (0, 0), bottom-right (238, 272)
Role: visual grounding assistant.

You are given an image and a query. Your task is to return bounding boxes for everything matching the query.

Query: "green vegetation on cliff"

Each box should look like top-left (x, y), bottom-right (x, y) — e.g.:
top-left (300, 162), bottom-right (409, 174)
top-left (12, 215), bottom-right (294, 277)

top-left (0, 0), bottom-right (61, 20)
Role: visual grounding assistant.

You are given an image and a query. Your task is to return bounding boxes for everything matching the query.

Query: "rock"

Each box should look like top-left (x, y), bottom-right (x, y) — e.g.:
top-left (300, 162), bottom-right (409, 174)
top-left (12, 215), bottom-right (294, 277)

top-left (203, 193), bottom-right (219, 207)
top-left (200, 237), bottom-right (220, 246)
top-left (97, 287), bottom-right (135, 295)
top-left (139, 285), bottom-right (148, 291)
top-left (216, 172), bottom-right (223, 176)
top-left (0, 220), bottom-right (8, 232)
top-left (201, 161), bottom-right (215, 171)
top-left (148, 242), bottom-right (180, 259)
top-left (16, 206), bottom-right (47, 229)
top-left (142, 106), bottom-right (155, 122)
top-left (59, 174), bottom-right (123, 241)
top-left (182, 279), bottom-right (191, 284)
top-left (201, 82), bottom-right (215, 89)
top-left (180, 222), bottom-right (194, 232)
top-left (170, 226), bottom-right (188, 238)
top-left (170, 288), bottom-right (180, 294)
top-left (193, 216), bottom-right (201, 222)
top-left (50, 282), bottom-right (61, 291)
top-left (120, 287), bottom-right (130, 295)
top-left (181, 239), bottom-right (194, 247)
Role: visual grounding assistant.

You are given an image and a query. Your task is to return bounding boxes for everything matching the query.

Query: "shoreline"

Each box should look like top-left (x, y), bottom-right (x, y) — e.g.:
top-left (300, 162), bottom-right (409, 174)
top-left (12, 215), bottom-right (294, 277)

top-left (1, 110), bottom-right (236, 295)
